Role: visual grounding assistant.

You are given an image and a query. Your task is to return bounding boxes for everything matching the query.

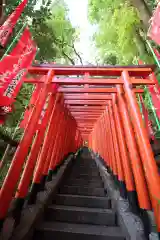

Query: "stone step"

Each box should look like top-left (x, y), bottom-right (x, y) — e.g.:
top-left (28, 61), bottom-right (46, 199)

top-left (44, 205), bottom-right (116, 225)
top-left (59, 185), bottom-right (105, 196)
top-left (34, 222), bottom-right (126, 240)
top-left (54, 194), bottom-right (111, 209)
top-left (63, 181), bottom-right (103, 188)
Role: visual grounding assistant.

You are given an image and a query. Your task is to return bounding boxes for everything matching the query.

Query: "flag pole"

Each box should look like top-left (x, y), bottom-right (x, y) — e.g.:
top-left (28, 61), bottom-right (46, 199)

top-left (146, 39), bottom-right (160, 70)
top-left (138, 94), bottom-right (143, 115)
top-left (145, 86), bottom-right (160, 131)
top-left (1, 22), bottom-right (26, 60)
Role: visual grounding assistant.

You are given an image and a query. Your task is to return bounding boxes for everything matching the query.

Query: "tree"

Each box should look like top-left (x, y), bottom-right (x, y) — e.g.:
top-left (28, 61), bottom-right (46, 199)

top-left (0, 0), bottom-right (6, 24)
top-left (46, 1), bottom-right (83, 64)
top-left (129, 0), bottom-right (151, 30)
top-left (32, 0), bottom-right (77, 63)
top-left (88, 0), bottom-right (152, 64)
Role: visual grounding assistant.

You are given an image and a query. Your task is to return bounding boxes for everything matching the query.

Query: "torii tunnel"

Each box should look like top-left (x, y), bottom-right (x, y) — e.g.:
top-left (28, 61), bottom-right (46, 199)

top-left (0, 64), bottom-right (160, 237)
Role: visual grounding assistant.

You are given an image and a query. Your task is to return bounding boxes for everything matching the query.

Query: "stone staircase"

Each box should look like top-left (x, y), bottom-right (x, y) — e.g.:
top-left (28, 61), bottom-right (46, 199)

top-left (32, 150), bottom-right (126, 240)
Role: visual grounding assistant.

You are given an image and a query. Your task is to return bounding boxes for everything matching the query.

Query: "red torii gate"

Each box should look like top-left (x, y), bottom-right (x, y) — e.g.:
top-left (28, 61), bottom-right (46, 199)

top-left (0, 64), bottom-right (160, 236)
top-left (25, 64), bottom-right (154, 139)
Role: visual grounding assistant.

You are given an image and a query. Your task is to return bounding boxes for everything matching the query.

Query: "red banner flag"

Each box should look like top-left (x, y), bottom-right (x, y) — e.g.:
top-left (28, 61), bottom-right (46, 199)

top-left (0, 0), bottom-right (28, 47)
top-left (0, 27), bottom-right (37, 107)
top-left (148, 3), bottom-right (160, 45)
top-left (140, 95), bottom-right (155, 140)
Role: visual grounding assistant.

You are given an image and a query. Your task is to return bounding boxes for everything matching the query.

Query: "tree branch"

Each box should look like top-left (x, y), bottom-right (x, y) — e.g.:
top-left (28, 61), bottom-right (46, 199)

top-left (72, 43), bottom-right (83, 65)
top-left (0, 0), bottom-right (5, 25)
top-left (61, 49), bottom-right (75, 65)
top-left (54, 38), bottom-right (83, 65)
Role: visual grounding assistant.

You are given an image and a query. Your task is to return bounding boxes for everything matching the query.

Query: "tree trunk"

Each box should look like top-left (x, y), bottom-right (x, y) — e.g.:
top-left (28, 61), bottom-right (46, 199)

top-left (62, 50), bottom-right (75, 65)
top-left (130, 0), bottom-right (152, 30)
top-left (134, 28), bottom-right (148, 55)
top-left (0, 0), bottom-right (6, 25)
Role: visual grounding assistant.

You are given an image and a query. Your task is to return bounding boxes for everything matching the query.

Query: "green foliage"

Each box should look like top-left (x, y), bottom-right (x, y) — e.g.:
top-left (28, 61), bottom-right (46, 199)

top-left (88, 0), bottom-right (151, 64)
top-left (46, 2), bottom-right (77, 63)
top-left (0, 83), bottom-right (33, 141)
top-left (88, 0), bottom-right (120, 23)
top-left (6, 0), bottom-right (36, 15)
top-left (145, 0), bottom-right (157, 11)
top-left (32, 0), bottom-right (78, 63)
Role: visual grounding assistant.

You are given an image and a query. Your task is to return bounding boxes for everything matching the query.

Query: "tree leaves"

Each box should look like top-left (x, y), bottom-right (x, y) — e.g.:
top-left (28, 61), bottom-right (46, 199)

top-left (88, 0), bottom-right (149, 64)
